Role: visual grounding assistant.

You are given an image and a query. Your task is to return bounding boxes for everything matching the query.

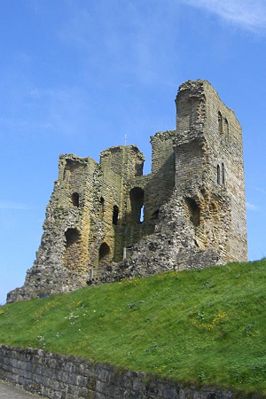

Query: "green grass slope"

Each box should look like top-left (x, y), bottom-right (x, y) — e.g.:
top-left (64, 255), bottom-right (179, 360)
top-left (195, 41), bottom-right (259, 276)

top-left (0, 261), bottom-right (265, 395)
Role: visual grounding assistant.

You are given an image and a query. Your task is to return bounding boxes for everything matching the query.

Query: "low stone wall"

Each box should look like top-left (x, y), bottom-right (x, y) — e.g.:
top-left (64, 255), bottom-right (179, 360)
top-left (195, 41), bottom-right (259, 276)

top-left (0, 345), bottom-right (262, 399)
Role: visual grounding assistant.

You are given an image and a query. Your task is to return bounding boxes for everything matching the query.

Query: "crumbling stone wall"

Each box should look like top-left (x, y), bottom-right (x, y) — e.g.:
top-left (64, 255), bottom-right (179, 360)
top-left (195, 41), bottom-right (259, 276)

top-left (99, 81), bottom-right (247, 283)
top-left (7, 80), bottom-right (247, 303)
top-left (1, 345), bottom-right (261, 399)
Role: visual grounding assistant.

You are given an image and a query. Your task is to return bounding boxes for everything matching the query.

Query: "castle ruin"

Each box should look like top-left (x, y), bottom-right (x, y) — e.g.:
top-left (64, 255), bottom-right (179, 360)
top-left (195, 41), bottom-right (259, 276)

top-left (7, 80), bottom-right (247, 303)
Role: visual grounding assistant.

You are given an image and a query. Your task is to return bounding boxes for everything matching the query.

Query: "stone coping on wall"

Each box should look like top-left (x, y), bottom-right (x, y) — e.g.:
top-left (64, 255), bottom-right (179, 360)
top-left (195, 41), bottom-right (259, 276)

top-left (0, 345), bottom-right (263, 399)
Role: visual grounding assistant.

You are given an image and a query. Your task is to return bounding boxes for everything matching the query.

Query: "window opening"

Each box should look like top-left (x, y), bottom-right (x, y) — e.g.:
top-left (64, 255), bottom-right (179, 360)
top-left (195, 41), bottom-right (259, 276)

top-left (140, 205), bottom-right (145, 223)
top-left (218, 111), bottom-right (223, 134)
top-left (112, 205), bottom-right (119, 225)
top-left (99, 242), bottom-right (111, 264)
top-left (100, 197), bottom-right (105, 216)
top-left (217, 165), bottom-right (221, 185)
top-left (64, 228), bottom-right (81, 271)
top-left (71, 192), bottom-right (80, 207)
top-left (185, 198), bottom-right (200, 226)
top-left (222, 163), bottom-right (225, 185)
top-left (65, 228), bottom-right (80, 246)
top-left (130, 187), bottom-right (144, 223)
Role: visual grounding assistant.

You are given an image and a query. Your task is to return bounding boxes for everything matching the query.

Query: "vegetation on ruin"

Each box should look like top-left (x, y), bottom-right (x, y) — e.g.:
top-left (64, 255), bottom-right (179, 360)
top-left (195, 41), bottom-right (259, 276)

top-left (0, 260), bottom-right (265, 395)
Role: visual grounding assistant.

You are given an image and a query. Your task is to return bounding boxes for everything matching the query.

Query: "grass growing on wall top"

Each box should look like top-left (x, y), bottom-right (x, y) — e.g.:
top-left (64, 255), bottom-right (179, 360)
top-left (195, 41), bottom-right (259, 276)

top-left (0, 260), bottom-right (265, 395)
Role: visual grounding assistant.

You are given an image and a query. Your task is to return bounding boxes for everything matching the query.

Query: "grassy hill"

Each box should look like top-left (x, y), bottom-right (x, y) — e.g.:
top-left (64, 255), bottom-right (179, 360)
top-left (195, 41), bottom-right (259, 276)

top-left (0, 260), bottom-right (265, 395)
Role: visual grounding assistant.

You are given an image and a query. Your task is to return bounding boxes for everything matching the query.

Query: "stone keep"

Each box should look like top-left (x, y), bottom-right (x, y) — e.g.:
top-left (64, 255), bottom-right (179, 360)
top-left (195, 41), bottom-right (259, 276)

top-left (7, 80), bottom-right (247, 303)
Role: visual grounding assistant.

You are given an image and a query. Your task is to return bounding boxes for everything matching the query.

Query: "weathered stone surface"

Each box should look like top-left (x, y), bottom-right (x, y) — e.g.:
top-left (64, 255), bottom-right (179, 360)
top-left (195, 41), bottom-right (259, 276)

top-left (0, 380), bottom-right (43, 399)
top-left (1, 345), bottom-right (263, 399)
top-left (7, 80), bottom-right (247, 303)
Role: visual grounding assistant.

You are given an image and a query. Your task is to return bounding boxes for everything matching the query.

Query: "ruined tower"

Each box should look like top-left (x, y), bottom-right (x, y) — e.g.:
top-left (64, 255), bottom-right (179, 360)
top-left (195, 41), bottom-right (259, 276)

top-left (7, 80), bottom-right (247, 303)
top-left (174, 81), bottom-right (247, 262)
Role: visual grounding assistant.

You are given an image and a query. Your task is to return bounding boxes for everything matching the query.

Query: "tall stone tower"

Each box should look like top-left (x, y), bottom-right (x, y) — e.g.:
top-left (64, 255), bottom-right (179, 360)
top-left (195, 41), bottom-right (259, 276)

top-left (107, 80), bottom-right (247, 279)
top-left (7, 80), bottom-right (247, 303)
top-left (174, 80), bottom-right (247, 263)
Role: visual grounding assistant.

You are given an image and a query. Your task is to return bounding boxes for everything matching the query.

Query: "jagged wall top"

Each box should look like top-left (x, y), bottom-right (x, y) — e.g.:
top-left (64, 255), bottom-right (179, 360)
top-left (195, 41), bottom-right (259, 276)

top-left (7, 80), bottom-right (248, 303)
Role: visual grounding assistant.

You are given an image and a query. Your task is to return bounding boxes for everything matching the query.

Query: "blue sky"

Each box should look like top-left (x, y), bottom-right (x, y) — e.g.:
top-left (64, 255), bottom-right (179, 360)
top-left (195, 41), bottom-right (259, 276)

top-left (0, 0), bottom-right (266, 304)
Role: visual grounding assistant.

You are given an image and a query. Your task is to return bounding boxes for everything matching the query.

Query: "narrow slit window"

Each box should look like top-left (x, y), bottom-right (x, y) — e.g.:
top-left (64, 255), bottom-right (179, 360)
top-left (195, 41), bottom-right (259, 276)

top-left (112, 205), bottom-right (119, 225)
top-left (217, 165), bottom-right (221, 185)
top-left (218, 111), bottom-right (223, 134)
top-left (140, 205), bottom-right (145, 223)
top-left (100, 197), bottom-right (105, 212)
top-left (222, 163), bottom-right (225, 185)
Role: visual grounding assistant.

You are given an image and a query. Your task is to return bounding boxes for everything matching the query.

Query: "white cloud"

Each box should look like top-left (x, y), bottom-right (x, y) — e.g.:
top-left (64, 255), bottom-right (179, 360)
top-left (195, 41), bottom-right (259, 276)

top-left (180, 0), bottom-right (266, 32)
top-left (246, 202), bottom-right (258, 211)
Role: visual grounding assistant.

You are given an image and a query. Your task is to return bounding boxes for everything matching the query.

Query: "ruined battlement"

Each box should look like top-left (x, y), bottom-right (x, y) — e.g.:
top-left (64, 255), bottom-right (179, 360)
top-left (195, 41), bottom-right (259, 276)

top-left (7, 80), bottom-right (247, 303)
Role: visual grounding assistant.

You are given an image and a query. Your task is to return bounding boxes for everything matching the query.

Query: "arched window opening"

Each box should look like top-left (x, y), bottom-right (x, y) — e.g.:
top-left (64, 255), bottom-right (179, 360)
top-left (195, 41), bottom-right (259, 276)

top-left (65, 228), bottom-right (80, 247)
top-left (99, 242), bottom-right (111, 264)
top-left (217, 165), bottom-right (221, 185)
top-left (185, 197), bottom-right (200, 227)
top-left (224, 118), bottom-right (229, 135)
top-left (218, 111), bottom-right (223, 134)
top-left (140, 205), bottom-right (145, 223)
top-left (71, 192), bottom-right (80, 207)
top-left (222, 163), bottom-right (225, 185)
top-left (64, 228), bottom-right (81, 271)
top-left (130, 187), bottom-right (144, 223)
top-left (112, 205), bottom-right (119, 225)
